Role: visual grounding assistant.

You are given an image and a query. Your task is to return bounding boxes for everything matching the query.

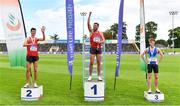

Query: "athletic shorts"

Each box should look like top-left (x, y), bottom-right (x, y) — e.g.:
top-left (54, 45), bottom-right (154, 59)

top-left (147, 64), bottom-right (158, 73)
top-left (26, 56), bottom-right (39, 63)
top-left (90, 47), bottom-right (102, 54)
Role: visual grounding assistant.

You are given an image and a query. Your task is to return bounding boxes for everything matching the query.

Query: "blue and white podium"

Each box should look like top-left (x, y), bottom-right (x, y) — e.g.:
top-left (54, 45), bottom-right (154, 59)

top-left (144, 91), bottom-right (164, 102)
top-left (82, 36), bottom-right (106, 101)
top-left (21, 85), bottom-right (43, 101)
top-left (84, 81), bottom-right (104, 101)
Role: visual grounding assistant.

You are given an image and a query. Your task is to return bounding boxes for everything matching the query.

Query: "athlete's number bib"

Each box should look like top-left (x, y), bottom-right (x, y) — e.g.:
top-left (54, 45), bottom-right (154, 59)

top-left (93, 37), bottom-right (101, 43)
top-left (149, 57), bottom-right (157, 64)
top-left (30, 45), bottom-right (37, 51)
top-left (149, 57), bottom-right (157, 61)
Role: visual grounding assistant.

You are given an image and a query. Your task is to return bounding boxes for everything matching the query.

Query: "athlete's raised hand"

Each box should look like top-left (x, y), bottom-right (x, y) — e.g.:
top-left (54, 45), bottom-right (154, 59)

top-left (89, 12), bottom-right (92, 16)
top-left (88, 12), bottom-right (93, 33)
top-left (41, 26), bottom-right (46, 33)
top-left (38, 26), bottom-right (46, 41)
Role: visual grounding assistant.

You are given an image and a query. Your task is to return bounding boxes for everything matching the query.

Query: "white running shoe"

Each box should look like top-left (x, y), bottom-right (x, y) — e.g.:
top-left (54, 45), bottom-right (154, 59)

top-left (156, 89), bottom-right (161, 93)
top-left (98, 76), bottom-right (103, 81)
top-left (87, 76), bottom-right (92, 81)
top-left (24, 83), bottom-right (29, 88)
top-left (33, 82), bottom-right (38, 88)
top-left (147, 89), bottom-right (152, 94)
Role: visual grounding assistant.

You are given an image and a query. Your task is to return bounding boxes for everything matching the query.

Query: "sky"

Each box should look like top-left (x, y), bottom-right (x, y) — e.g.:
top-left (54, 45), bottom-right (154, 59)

top-left (0, 0), bottom-right (180, 41)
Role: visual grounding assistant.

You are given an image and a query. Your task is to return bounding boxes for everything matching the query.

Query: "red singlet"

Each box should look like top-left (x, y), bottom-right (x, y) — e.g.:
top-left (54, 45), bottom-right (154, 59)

top-left (27, 37), bottom-right (38, 56)
top-left (90, 31), bottom-right (102, 48)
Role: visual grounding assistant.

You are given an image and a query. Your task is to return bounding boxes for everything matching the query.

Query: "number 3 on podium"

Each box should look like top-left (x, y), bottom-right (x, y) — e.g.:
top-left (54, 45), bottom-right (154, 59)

top-left (91, 84), bottom-right (97, 95)
top-left (155, 95), bottom-right (158, 100)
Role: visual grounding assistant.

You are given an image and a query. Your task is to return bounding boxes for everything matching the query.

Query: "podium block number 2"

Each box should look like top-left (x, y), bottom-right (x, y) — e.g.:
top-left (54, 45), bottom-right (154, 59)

top-left (91, 84), bottom-right (97, 95)
top-left (26, 90), bottom-right (32, 97)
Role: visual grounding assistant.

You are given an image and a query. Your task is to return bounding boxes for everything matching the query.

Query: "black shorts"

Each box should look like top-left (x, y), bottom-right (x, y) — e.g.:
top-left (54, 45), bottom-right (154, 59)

top-left (90, 47), bottom-right (102, 54)
top-left (26, 56), bottom-right (39, 63)
top-left (147, 64), bottom-right (158, 73)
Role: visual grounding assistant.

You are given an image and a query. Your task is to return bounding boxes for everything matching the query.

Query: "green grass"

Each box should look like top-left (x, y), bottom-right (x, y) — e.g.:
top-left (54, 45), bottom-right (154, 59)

top-left (162, 48), bottom-right (180, 52)
top-left (0, 54), bottom-right (180, 105)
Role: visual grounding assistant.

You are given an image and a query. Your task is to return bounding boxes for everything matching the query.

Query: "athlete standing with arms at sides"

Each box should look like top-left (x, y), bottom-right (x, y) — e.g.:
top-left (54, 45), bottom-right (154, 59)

top-left (141, 38), bottom-right (164, 94)
top-left (23, 26), bottom-right (46, 88)
top-left (87, 12), bottom-right (105, 81)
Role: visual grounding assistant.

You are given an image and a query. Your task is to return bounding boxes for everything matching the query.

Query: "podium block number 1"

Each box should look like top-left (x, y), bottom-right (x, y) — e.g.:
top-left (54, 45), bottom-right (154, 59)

top-left (91, 84), bottom-right (97, 95)
top-left (26, 90), bottom-right (32, 97)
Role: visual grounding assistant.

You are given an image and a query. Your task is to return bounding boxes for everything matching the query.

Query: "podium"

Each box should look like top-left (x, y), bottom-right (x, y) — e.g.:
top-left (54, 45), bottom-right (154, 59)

top-left (82, 37), bottom-right (106, 101)
top-left (21, 85), bottom-right (43, 101)
top-left (144, 91), bottom-right (164, 102)
top-left (84, 81), bottom-right (104, 101)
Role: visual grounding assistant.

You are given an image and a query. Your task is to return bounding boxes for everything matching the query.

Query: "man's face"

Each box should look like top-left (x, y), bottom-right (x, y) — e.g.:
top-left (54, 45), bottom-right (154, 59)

top-left (93, 23), bottom-right (99, 31)
top-left (149, 40), bottom-right (155, 47)
top-left (31, 30), bottom-right (36, 36)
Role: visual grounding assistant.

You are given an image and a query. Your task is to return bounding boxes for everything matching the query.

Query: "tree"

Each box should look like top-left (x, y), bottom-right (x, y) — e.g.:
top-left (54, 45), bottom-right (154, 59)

top-left (49, 34), bottom-right (60, 45)
top-left (50, 34), bottom-right (59, 42)
top-left (110, 23), bottom-right (118, 39)
top-left (103, 22), bottom-right (128, 40)
top-left (167, 27), bottom-right (180, 48)
top-left (156, 39), bottom-right (168, 47)
top-left (103, 29), bottom-right (113, 39)
top-left (135, 21), bottom-right (158, 47)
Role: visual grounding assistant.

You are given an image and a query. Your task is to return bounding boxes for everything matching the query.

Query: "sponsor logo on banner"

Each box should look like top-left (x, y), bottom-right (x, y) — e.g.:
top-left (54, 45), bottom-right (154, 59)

top-left (6, 13), bottom-right (21, 31)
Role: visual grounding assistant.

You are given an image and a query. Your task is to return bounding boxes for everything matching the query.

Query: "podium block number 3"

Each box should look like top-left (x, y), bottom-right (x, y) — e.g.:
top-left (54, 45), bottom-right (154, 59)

top-left (155, 95), bottom-right (158, 100)
top-left (91, 84), bottom-right (97, 95)
top-left (26, 90), bottom-right (32, 97)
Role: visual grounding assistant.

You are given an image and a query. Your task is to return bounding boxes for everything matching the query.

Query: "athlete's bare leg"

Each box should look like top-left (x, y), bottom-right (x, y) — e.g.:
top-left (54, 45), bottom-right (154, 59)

top-left (26, 62), bottom-right (31, 84)
top-left (155, 73), bottom-right (159, 90)
top-left (33, 61), bottom-right (38, 82)
top-left (148, 73), bottom-right (152, 92)
top-left (89, 54), bottom-right (95, 76)
top-left (96, 54), bottom-right (101, 76)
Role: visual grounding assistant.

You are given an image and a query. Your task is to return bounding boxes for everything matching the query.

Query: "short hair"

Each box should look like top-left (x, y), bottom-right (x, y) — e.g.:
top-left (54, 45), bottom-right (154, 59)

top-left (30, 27), bottom-right (36, 32)
top-left (148, 38), bottom-right (155, 42)
top-left (94, 22), bottom-right (99, 27)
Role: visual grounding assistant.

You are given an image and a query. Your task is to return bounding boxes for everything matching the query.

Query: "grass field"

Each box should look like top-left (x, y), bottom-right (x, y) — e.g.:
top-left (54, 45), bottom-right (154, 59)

top-left (162, 48), bottom-right (180, 52)
top-left (0, 54), bottom-right (180, 105)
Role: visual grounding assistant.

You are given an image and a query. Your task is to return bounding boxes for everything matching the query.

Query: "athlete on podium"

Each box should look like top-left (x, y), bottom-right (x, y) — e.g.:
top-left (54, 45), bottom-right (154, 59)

top-left (23, 26), bottom-right (46, 88)
top-left (87, 12), bottom-right (105, 81)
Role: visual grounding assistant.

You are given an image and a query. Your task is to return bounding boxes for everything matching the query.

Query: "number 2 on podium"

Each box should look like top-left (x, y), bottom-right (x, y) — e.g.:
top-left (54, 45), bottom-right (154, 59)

top-left (26, 90), bottom-right (32, 97)
top-left (91, 84), bottom-right (97, 95)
